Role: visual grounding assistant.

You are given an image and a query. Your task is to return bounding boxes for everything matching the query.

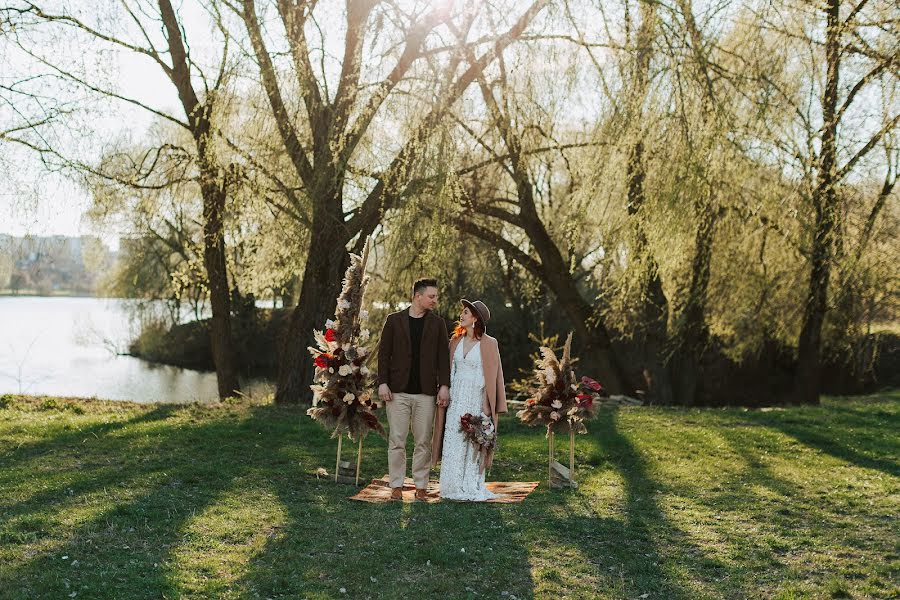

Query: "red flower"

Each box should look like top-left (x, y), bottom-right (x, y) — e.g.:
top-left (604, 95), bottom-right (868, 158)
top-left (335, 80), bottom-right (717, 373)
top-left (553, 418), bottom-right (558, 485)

top-left (324, 328), bottom-right (336, 342)
top-left (314, 353), bottom-right (331, 369)
top-left (576, 392), bottom-right (591, 402)
top-left (581, 376), bottom-right (602, 391)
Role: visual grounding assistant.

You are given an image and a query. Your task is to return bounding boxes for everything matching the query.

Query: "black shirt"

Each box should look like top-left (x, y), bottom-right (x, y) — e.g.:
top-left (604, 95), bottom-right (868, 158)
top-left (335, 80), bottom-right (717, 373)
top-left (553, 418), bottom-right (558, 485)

top-left (404, 313), bottom-right (425, 394)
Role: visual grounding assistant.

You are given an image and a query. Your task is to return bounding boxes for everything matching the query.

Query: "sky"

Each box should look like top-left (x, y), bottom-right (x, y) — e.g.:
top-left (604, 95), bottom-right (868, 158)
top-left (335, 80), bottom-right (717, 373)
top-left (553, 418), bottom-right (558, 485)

top-left (0, 2), bottom-right (198, 250)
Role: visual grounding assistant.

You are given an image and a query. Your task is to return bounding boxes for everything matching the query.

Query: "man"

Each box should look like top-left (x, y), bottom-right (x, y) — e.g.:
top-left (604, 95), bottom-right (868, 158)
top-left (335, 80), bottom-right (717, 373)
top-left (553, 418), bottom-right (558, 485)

top-left (377, 278), bottom-right (451, 500)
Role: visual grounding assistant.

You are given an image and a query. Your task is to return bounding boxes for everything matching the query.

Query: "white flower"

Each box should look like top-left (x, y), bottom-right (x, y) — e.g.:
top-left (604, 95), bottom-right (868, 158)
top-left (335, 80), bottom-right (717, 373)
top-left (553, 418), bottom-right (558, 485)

top-left (360, 310), bottom-right (369, 320)
top-left (551, 399), bottom-right (562, 409)
top-left (550, 411), bottom-right (560, 421)
top-left (338, 364), bottom-right (352, 377)
top-left (343, 392), bottom-right (355, 403)
top-left (360, 365), bottom-right (370, 375)
top-left (338, 299), bottom-right (351, 310)
top-left (328, 367), bottom-right (334, 374)
top-left (567, 407), bottom-right (579, 416)
top-left (359, 392), bottom-right (371, 403)
top-left (360, 329), bottom-right (370, 341)
top-left (325, 319), bottom-right (335, 329)
top-left (357, 347), bottom-right (368, 357)
top-left (545, 368), bottom-right (556, 384)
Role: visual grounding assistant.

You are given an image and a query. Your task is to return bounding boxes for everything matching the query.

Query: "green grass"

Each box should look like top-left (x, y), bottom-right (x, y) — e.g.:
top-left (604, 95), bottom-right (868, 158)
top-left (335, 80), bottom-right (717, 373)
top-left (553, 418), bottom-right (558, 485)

top-left (0, 391), bottom-right (897, 599)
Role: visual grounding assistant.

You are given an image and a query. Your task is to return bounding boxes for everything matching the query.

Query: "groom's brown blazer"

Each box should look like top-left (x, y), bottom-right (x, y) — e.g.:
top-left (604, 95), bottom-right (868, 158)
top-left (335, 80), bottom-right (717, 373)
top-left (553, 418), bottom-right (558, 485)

top-left (377, 309), bottom-right (451, 396)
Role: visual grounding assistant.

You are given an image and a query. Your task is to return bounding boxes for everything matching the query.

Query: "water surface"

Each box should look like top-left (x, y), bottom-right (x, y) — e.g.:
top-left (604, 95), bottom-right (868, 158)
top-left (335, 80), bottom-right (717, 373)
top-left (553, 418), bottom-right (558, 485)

top-left (0, 296), bottom-right (267, 402)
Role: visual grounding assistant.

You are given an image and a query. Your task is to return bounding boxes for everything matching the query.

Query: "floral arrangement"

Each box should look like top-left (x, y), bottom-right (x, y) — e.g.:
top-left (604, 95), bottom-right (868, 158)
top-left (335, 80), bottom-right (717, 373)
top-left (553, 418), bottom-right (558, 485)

top-left (459, 413), bottom-right (497, 451)
top-left (306, 240), bottom-right (385, 441)
top-left (516, 332), bottom-right (606, 435)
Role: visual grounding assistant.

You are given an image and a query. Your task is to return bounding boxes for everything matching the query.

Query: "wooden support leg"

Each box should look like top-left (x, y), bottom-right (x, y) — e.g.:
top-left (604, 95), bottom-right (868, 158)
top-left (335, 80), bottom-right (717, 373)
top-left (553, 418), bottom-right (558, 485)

top-left (335, 435), bottom-right (342, 484)
top-left (355, 436), bottom-right (364, 486)
top-left (548, 430), bottom-right (555, 485)
top-left (569, 429), bottom-right (575, 484)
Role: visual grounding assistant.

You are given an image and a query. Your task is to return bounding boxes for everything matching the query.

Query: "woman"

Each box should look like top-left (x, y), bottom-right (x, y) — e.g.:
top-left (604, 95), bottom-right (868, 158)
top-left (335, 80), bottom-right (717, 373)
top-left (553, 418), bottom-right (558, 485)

top-left (432, 299), bottom-right (507, 501)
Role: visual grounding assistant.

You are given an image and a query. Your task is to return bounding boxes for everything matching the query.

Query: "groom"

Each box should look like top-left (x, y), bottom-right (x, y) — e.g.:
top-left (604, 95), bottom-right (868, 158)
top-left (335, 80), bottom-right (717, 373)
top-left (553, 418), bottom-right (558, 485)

top-left (377, 278), bottom-right (451, 500)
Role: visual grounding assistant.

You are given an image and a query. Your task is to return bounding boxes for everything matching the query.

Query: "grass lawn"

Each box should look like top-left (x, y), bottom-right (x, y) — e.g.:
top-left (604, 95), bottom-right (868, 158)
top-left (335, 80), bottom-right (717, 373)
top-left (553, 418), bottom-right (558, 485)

top-left (0, 391), bottom-right (897, 599)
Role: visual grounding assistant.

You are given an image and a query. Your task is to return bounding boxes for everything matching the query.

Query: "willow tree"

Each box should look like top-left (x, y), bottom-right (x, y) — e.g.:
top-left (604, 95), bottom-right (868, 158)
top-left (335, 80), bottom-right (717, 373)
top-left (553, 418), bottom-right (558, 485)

top-left (228, 0), bottom-right (550, 403)
top-left (752, 0), bottom-right (899, 403)
top-left (86, 120), bottom-right (214, 325)
top-left (4, 0), bottom-right (242, 398)
top-left (614, 0), bottom-right (673, 403)
top-left (414, 4), bottom-right (644, 395)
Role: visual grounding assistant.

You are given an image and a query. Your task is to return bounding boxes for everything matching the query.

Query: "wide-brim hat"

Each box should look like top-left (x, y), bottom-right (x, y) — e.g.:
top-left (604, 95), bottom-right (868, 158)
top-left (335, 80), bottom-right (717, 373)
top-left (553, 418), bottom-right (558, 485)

top-left (461, 299), bottom-right (491, 329)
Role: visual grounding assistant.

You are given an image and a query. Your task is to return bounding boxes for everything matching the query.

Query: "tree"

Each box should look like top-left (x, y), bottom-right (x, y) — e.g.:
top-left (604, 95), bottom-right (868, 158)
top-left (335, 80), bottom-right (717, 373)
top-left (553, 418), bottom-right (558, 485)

top-left (618, 0), bottom-right (673, 403)
top-left (4, 0), bottom-right (243, 398)
top-left (228, 0), bottom-right (551, 403)
top-left (754, 0), bottom-right (899, 403)
top-left (439, 9), bottom-right (639, 395)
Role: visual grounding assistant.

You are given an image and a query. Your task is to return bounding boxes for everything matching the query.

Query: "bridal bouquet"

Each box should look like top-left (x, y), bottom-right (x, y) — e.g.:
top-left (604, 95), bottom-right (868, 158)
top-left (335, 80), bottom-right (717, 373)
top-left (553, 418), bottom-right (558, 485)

top-left (306, 240), bottom-right (385, 441)
top-left (459, 413), bottom-right (497, 451)
top-left (516, 332), bottom-right (606, 435)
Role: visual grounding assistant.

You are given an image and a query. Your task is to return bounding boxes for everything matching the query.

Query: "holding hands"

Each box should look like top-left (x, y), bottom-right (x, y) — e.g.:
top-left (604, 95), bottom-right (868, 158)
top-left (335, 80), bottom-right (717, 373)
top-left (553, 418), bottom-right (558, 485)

top-left (437, 385), bottom-right (450, 408)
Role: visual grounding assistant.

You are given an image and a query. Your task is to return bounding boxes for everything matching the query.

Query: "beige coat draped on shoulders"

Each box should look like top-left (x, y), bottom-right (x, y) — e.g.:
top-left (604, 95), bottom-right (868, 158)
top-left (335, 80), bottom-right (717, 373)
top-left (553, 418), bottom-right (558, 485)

top-left (431, 333), bottom-right (507, 470)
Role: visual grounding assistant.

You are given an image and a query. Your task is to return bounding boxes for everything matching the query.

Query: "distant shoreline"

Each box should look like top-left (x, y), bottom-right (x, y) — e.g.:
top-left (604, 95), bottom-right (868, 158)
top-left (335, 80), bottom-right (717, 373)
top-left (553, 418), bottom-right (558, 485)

top-left (0, 290), bottom-right (103, 298)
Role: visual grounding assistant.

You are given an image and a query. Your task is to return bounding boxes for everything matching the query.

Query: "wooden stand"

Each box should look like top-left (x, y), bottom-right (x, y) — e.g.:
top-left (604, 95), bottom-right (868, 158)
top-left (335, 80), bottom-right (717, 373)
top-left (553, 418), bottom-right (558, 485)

top-left (355, 436), bottom-right (364, 486)
top-left (569, 429), bottom-right (576, 482)
top-left (333, 434), bottom-right (365, 485)
top-left (548, 430), bottom-right (554, 484)
top-left (549, 427), bottom-right (578, 489)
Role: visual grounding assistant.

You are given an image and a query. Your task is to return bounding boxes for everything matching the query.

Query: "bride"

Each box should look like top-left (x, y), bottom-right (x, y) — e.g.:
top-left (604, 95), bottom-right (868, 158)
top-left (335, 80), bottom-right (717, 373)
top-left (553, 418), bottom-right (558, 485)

top-left (432, 299), bottom-right (507, 501)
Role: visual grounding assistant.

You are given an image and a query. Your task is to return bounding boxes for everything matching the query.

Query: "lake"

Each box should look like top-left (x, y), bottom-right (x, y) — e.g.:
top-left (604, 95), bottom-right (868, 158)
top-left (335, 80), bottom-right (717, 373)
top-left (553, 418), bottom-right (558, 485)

top-left (0, 296), bottom-right (270, 403)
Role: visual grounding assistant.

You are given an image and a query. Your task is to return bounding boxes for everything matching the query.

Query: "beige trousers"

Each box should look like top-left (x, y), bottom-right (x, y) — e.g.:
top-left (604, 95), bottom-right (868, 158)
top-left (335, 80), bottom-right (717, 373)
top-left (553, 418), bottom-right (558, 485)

top-left (386, 392), bottom-right (436, 488)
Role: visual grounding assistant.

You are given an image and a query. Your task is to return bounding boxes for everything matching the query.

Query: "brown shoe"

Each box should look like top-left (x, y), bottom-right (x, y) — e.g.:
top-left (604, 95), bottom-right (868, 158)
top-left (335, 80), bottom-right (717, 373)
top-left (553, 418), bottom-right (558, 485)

top-left (390, 487), bottom-right (403, 501)
top-left (414, 488), bottom-right (428, 501)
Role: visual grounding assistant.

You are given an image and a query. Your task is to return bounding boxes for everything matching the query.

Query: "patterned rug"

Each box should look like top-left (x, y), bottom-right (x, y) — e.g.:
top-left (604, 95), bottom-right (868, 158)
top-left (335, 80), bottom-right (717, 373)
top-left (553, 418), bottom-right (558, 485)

top-left (349, 476), bottom-right (539, 503)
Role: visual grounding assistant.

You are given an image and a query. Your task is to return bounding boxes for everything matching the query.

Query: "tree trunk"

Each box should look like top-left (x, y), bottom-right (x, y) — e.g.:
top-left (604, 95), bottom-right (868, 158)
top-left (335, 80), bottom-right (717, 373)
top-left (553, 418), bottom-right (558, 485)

top-left (519, 206), bottom-right (636, 396)
top-left (275, 194), bottom-right (350, 404)
top-left (668, 196), bottom-right (718, 405)
top-left (199, 179), bottom-right (240, 398)
top-left (795, 0), bottom-right (841, 406)
top-left (626, 140), bottom-right (673, 404)
top-left (158, 0), bottom-right (239, 399)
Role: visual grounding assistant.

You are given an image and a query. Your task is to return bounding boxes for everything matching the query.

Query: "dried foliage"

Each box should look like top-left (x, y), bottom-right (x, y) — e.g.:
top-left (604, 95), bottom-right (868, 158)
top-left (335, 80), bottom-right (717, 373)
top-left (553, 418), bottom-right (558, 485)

top-left (516, 332), bottom-right (607, 435)
top-left (306, 241), bottom-right (384, 441)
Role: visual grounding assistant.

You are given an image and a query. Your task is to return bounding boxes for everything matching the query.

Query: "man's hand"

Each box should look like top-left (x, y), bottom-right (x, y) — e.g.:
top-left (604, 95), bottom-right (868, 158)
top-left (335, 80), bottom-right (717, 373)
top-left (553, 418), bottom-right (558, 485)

top-left (437, 385), bottom-right (450, 408)
top-left (378, 383), bottom-right (393, 403)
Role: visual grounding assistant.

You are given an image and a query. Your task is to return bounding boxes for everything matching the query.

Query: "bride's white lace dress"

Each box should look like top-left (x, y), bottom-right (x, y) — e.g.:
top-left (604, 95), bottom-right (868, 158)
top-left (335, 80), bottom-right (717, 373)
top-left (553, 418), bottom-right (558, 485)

top-left (439, 340), bottom-right (497, 501)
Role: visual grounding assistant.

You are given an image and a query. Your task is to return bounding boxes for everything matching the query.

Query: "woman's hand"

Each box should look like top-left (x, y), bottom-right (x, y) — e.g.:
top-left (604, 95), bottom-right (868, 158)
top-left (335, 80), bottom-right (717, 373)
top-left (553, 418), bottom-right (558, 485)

top-left (437, 385), bottom-right (450, 407)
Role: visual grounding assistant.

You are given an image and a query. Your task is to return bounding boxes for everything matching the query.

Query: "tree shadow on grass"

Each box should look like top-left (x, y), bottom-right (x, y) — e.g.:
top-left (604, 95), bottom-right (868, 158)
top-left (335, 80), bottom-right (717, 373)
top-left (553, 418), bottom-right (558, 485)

top-left (492, 409), bottom-right (731, 599)
top-left (1, 403), bottom-right (182, 463)
top-left (0, 403), bottom-right (257, 541)
top-left (0, 404), bottom-right (306, 599)
top-left (740, 404), bottom-right (899, 478)
top-left (231, 432), bottom-right (536, 599)
top-left (589, 409), bottom-right (730, 597)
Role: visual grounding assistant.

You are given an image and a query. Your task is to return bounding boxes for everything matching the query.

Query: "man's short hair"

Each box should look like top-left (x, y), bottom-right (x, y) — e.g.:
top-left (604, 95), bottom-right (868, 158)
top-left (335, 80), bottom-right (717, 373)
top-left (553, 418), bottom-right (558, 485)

top-left (413, 278), bottom-right (438, 297)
